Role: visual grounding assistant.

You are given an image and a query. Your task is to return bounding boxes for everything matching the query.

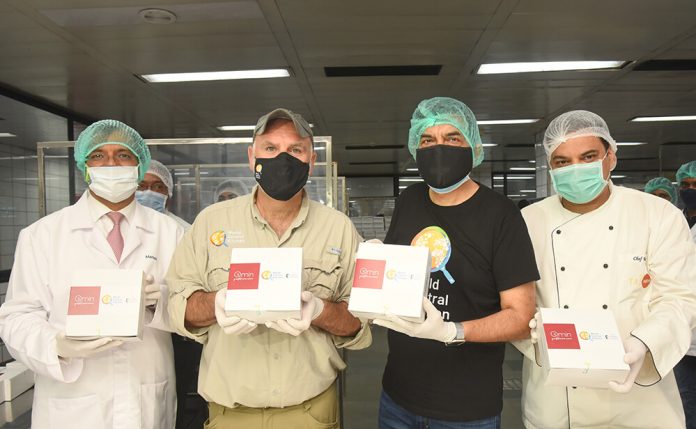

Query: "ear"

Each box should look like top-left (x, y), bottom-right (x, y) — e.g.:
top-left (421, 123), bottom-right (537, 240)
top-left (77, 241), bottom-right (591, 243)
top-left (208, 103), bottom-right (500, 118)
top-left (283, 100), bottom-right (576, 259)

top-left (608, 149), bottom-right (618, 171)
top-left (309, 148), bottom-right (317, 176)
top-left (247, 144), bottom-right (255, 173)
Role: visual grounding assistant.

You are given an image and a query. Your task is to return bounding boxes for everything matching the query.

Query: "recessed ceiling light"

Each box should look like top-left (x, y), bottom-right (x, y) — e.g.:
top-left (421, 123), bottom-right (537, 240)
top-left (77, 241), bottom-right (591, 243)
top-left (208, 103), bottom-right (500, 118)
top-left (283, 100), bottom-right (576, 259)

top-left (528, 160), bottom-right (536, 163)
top-left (611, 175), bottom-right (626, 179)
top-left (482, 143), bottom-right (498, 147)
top-left (217, 125), bottom-right (255, 131)
top-left (400, 178), bottom-right (424, 182)
top-left (141, 69), bottom-right (290, 83)
top-left (520, 190), bottom-right (536, 193)
top-left (615, 142), bottom-right (647, 146)
top-left (406, 168), bottom-right (419, 172)
top-left (510, 167), bottom-right (536, 171)
top-left (218, 122), bottom-right (314, 131)
top-left (139, 8), bottom-right (177, 24)
top-left (478, 119), bottom-right (538, 125)
top-left (631, 115), bottom-right (696, 122)
top-left (0, 133), bottom-right (16, 138)
top-left (477, 61), bottom-right (628, 75)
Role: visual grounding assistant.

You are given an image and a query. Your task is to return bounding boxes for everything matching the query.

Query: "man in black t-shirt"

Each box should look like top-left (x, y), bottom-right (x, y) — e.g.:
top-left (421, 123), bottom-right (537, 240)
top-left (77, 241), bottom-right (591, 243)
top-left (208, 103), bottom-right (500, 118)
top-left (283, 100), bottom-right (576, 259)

top-left (373, 97), bottom-right (539, 429)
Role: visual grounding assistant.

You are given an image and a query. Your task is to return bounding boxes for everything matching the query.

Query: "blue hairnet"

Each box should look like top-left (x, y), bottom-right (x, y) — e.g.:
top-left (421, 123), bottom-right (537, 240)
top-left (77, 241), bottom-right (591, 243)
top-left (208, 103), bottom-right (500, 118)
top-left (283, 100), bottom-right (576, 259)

top-left (644, 177), bottom-right (677, 204)
top-left (676, 161), bottom-right (696, 184)
top-left (407, 97), bottom-right (484, 167)
top-left (74, 119), bottom-right (150, 181)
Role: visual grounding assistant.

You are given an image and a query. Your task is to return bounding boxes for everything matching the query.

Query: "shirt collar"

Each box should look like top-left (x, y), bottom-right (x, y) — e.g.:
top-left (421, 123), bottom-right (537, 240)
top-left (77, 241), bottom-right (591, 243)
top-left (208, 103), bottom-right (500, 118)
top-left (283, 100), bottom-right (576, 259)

top-left (250, 185), bottom-right (310, 230)
top-left (86, 191), bottom-right (136, 223)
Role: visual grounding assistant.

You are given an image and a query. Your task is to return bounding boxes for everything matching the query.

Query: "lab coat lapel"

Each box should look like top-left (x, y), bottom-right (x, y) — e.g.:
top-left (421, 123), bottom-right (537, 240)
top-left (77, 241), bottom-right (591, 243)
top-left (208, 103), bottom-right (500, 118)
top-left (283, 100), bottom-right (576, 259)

top-left (69, 193), bottom-right (120, 264)
top-left (119, 203), bottom-right (151, 263)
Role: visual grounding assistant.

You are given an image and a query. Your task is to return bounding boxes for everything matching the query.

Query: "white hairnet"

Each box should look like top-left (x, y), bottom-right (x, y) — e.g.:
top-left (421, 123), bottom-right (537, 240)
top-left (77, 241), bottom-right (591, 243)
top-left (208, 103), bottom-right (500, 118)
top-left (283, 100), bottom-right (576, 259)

top-left (408, 97), bottom-right (484, 167)
top-left (543, 110), bottom-right (617, 158)
top-left (146, 160), bottom-right (174, 197)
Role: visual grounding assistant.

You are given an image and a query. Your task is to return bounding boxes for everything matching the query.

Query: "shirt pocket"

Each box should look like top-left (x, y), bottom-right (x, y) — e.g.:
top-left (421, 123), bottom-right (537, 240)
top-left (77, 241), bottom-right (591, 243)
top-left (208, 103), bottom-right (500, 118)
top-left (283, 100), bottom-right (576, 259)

top-left (206, 253), bottom-right (232, 292)
top-left (303, 257), bottom-right (344, 302)
top-left (140, 379), bottom-right (172, 429)
top-left (49, 394), bottom-right (105, 429)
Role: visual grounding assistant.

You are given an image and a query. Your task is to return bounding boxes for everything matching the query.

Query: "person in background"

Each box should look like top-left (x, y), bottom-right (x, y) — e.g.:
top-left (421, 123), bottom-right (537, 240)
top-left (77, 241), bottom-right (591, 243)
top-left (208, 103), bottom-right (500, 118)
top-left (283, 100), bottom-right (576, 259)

top-left (373, 97), bottom-right (538, 429)
top-left (677, 161), bottom-right (696, 234)
top-left (137, 159), bottom-right (191, 230)
top-left (673, 160), bottom-right (696, 429)
top-left (0, 119), bottom-right (183, 428)
top-left (644, 176), bottom-right (677, 205)
top-left (516, 110), bottom-right (696, 429)
top-left (215, 179), bottom-right (248, 202)
top-left (167, 108), bottom-right (371, 429)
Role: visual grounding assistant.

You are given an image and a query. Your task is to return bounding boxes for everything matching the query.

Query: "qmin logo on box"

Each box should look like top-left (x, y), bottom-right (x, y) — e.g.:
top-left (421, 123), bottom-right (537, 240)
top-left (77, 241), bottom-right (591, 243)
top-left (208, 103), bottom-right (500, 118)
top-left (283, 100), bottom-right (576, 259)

top-left (68, 286), bottom-right (101, 315)
top-left (228, 263), bottom-right (261, 290)
top-left (544, 323), bottom-right (581, 349)
top-left (353, 259), bottom-right (386, 289)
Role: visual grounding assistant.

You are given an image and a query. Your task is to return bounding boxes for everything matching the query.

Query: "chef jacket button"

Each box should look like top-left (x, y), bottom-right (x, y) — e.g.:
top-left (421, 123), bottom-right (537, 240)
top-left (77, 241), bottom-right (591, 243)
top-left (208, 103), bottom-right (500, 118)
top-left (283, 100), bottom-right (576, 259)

top-left (572, 386), bottom-right (577, 389)
top-left (273, 353), bottom-right (280, 360)
top-left (563, 305), bottom-right (569, 309)
top-left (609, 225), bottom-right (614, 230)
top-left (603, 304), bottom-right (608, 309)
top-left (556, 230), bottom-right (561, 234)
top-left (603, 263), bottom-right (609, 269)
top-left (560, 266), bottom-right (566, 271)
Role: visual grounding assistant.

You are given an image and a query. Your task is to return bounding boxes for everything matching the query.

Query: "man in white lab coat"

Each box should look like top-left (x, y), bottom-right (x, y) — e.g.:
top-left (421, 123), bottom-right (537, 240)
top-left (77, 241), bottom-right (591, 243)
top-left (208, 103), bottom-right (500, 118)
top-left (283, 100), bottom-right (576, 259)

top-left (515, 110), bottom-right (696, 428)
top-left (0, 120), bottom-right (184, 429)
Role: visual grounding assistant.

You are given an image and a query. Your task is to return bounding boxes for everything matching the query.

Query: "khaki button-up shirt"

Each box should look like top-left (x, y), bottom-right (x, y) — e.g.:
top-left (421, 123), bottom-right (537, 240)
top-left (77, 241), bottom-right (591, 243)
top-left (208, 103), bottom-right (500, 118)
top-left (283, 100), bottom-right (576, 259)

top-left (167, 186), bottom-right (371, 409)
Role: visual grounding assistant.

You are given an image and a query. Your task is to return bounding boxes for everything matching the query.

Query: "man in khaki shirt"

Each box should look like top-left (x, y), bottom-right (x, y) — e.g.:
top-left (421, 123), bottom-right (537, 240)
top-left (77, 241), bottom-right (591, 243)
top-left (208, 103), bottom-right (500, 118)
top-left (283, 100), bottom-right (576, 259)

top-left (167, 108), bottom-right (371, 429)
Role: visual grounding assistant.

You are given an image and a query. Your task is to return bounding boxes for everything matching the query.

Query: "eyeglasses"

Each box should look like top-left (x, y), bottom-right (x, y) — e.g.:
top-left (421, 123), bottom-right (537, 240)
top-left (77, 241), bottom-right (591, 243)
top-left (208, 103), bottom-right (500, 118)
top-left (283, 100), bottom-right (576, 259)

top-left (137, 181), bottom-right (168, 194)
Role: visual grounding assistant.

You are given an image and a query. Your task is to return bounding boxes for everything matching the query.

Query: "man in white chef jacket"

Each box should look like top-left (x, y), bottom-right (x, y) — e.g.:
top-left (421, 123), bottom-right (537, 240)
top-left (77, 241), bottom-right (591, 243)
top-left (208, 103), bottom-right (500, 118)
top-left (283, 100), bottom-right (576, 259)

top-left (514, 110), bottom-right (696, 429)
top-left (0, 119), bottom-right (183, 429)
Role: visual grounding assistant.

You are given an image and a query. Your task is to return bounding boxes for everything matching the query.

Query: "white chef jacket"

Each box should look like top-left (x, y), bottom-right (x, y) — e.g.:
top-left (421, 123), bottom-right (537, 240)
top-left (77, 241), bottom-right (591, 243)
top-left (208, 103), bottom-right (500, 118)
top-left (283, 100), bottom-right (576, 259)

top-left (0, 192), bottom-right (183, 429)
top-left (515, 184), bottom-right (696, 429)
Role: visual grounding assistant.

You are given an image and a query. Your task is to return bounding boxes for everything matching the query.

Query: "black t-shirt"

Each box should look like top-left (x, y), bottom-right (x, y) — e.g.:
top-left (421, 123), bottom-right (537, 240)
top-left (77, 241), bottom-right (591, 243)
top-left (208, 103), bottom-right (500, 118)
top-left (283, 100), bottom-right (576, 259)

top-left (381, 182), bottom-right (539, 422)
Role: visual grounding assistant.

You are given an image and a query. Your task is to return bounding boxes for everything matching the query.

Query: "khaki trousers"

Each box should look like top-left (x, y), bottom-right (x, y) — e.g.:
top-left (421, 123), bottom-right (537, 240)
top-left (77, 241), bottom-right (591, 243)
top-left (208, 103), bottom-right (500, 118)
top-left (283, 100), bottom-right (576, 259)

top-left (204, 382), bottom-right (339, 429)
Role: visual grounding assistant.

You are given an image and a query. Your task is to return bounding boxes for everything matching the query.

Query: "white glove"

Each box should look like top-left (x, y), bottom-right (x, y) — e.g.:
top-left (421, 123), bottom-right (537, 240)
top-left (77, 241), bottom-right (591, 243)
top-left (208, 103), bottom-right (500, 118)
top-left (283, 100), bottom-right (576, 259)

top-left (55, 333), bottom-right (122, 359)
top-left (214, 289), bottom-right (257, 335)
top-left (372, 298), bottom-right (456, 343)
top-left (144, 274), bottom-right (161, 307)
top-left (529, 311), bottom-right (540, 344)
top-left (608, 336), bottom-right (648, 393)
top-left (265, 291), bottom-right (325, 336)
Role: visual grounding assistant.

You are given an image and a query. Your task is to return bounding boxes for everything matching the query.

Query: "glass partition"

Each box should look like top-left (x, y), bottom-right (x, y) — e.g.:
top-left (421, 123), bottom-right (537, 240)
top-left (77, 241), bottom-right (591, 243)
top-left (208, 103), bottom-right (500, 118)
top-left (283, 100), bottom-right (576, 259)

top-left (37, 137), bottom-right (335, 221)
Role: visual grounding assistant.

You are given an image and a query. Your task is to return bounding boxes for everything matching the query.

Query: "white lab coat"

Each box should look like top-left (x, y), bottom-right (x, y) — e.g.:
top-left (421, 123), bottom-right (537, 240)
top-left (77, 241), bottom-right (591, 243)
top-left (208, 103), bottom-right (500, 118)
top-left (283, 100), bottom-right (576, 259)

top-left (0, 193), bottom-right (184, 429)
top-left (165, 210), bottom-right (191, 231)
top-left (514, 184), bottom-right (696, 429)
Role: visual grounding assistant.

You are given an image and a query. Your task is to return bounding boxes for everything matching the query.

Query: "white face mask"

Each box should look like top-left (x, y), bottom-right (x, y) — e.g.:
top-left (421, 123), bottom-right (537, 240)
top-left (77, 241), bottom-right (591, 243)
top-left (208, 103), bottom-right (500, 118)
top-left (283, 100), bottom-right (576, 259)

top-left (87, 166), bottom-right (139, 203)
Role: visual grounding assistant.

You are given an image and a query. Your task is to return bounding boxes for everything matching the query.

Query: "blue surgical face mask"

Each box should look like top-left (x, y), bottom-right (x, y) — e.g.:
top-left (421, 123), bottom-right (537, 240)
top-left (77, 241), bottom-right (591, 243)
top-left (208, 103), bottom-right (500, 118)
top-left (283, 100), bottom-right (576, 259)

top-left (135, 190), bottom-right (167, 213)
top-left (549, 155), bottom-right (609, 204)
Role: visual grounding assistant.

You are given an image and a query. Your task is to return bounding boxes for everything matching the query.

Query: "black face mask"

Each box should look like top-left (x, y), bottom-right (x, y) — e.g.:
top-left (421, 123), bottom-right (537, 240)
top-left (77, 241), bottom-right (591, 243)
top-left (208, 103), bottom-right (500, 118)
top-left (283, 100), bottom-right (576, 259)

top-left (416, 145), bottom-right (473, 192)
top-left (681, 188), bottom-right (696, 210)
top-left (254, 152), bottom-right (310, 201)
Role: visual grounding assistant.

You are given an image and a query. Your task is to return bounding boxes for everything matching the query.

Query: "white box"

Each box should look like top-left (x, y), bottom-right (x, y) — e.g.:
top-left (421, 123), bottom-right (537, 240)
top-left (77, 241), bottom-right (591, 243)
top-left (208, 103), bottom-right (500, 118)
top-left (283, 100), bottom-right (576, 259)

top-left (65, 269), bottom-right (145, 341)
top-left (0, 387), bottom-right (32, 423)
top-left (0, 362), bottom-right (33, 404)
top-left (537, 307), bottom-right (630, 388)
top-left (225, 248), bottom-right (302, 323)
top-left (348, 243), bottom-right (431, 321)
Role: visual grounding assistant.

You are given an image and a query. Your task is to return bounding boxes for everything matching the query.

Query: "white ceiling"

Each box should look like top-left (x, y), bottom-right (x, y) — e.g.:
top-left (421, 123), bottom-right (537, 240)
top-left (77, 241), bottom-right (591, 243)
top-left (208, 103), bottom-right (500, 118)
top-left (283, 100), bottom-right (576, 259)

top-left (0, 0), bottom-right (695, 177)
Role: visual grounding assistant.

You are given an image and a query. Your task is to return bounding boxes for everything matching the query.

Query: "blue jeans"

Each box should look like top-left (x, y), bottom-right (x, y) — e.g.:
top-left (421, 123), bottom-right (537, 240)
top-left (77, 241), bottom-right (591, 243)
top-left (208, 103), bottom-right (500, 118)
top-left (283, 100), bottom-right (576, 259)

top-left (675, 355), bottom-right (696, 429)
top-left (378, 391), bottom-right (501, 429)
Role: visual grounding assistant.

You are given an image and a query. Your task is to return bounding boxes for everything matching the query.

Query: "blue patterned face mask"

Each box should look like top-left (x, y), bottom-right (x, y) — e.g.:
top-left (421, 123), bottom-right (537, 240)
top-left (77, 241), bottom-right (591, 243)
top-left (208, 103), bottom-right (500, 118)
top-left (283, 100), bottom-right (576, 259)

top-left (549, 155), bottom-right (608, 204)
top-left (135, 190), bottom-right (167, 213)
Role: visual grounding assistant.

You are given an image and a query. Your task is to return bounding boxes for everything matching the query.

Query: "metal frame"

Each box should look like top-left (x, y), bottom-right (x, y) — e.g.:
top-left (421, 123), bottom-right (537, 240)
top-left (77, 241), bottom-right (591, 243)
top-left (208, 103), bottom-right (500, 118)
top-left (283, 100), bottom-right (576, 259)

top-left (36, 137), bottom-right (333, 216)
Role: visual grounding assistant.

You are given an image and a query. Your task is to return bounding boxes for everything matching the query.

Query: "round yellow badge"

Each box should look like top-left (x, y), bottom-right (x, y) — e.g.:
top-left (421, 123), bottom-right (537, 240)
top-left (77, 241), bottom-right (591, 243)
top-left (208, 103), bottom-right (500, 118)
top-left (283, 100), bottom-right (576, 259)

top-left (102, 295), bottom-right (112, 304)
top-left (210, 230), bottom-right (226, 246)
